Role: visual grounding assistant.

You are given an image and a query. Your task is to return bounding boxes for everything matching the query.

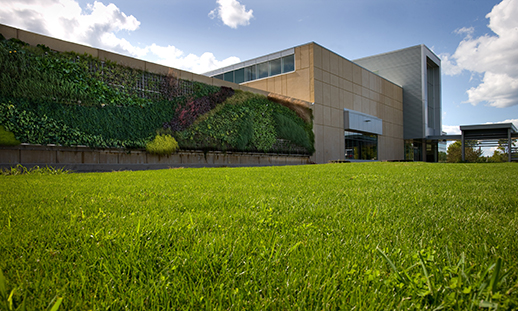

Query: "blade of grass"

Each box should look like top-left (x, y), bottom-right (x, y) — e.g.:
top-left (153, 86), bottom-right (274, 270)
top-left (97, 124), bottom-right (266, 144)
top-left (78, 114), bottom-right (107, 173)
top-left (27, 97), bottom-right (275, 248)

top-left (377, 247), bottom-right (407, 285)
top-left (48, 296), bottom-right (63, 311)
top-left (0, 270), bottom-right (6, 300)
top-left (489, 258), bottom-right (502, 294)
top-left (8, 289), bottom-right (15, 311)
top-left (418, 251), bottom-right (435, 297)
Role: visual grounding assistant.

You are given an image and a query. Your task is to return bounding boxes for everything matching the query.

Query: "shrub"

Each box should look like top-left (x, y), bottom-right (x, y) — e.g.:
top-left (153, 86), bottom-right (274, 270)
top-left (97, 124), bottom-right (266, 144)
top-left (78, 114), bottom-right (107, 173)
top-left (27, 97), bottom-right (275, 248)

top-left (0, 125), bottom-right (21, 146)
top-left (0, 164), bottom-right (71, 175)
top-left (146, 134), bottom-right (179, 155)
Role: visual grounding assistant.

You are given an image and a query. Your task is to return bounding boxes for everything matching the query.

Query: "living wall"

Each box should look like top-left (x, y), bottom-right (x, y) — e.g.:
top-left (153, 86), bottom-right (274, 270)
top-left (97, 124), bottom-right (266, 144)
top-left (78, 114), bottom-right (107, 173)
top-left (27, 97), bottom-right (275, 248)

top-left (175, 91), bottom-right (314, 154)
top-left (0, 34), bottom-right (314, 154)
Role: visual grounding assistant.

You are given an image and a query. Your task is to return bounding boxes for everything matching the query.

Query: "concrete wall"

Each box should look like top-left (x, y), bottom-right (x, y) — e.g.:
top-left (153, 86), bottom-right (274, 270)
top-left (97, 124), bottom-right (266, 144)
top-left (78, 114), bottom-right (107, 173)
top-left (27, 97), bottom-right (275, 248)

top-left (0, 144), bottom-right (310, 172)
top-left (244, 43), bottom-right (404, 163)
top-left (0, 24), bottom-right (269, 96)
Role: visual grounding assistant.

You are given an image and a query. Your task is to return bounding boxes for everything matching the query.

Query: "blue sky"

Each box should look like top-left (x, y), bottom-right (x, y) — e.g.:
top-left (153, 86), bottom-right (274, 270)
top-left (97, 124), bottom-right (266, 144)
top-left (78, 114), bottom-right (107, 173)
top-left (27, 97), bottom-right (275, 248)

top-left (1, 0), bottom-right (517, 139)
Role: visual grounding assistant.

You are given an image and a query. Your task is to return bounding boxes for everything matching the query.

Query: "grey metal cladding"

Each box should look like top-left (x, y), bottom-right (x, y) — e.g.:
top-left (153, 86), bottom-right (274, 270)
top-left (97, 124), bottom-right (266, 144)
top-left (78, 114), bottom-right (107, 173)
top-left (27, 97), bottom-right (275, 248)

top-left (354, 45), bottom-right (427, 140)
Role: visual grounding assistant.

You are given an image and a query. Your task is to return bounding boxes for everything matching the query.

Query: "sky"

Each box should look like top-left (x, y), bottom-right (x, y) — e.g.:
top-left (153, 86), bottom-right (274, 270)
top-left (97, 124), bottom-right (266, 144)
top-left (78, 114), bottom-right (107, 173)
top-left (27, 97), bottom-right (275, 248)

top-left (1, 0), bottom-right (517, 146)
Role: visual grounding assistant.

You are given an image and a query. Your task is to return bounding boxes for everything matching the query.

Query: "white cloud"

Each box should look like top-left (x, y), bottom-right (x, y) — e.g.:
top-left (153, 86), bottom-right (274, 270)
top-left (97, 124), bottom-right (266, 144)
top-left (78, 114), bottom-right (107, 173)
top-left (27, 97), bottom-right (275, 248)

top-left (0, 0), bottom-right (240, 73)
top-left (209, 0), bottom-right (253, 29)
top-left (485, 118), bottom-right (518, 129)
top-left (148, 44), bottom-right (240, 74)
top-left (440, 0), bottom-right (518, 108)
top-left (454, 27), bottom-right (474, 38)
top-left (466, 72), bottom-right (518, 108)
top-left (442, 125), bottom-right (461, 135)
top-left (439, 53), bottom-right (463, 76)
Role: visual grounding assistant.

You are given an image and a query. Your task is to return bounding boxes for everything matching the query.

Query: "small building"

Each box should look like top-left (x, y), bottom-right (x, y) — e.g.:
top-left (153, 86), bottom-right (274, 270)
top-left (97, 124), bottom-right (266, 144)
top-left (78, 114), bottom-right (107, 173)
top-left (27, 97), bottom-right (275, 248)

top-left (205, 43), bottom-right (442, 163)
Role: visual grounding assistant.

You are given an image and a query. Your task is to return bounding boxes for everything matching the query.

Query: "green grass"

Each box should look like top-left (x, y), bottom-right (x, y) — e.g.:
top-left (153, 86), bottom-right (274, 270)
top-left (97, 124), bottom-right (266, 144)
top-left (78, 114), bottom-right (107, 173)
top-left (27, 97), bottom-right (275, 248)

top-left (0, 163), bottom-right (517, 309)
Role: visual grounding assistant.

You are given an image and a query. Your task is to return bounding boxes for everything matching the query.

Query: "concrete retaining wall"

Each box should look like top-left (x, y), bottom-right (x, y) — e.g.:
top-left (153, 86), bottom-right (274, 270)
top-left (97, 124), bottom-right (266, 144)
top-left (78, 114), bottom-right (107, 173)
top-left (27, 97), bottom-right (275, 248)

top-left (0, 144), bottom-right (311, 172)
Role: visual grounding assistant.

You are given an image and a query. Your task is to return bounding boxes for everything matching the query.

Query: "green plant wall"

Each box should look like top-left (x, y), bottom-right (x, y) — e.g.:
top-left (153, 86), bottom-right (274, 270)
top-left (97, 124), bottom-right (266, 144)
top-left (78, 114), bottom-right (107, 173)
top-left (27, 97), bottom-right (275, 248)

top-left (177, 91), bottom-right (315, 154)
top-left (0, 35), bottom-right (314, 154)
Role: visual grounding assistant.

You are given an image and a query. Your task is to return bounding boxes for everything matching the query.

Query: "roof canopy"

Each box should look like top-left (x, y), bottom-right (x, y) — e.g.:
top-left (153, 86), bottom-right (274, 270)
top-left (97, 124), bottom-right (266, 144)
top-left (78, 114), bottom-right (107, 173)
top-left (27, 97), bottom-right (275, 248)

top-left (460, 123), bottom-right (517, 140)
top-left (460, 123), bottom-right (517, 162)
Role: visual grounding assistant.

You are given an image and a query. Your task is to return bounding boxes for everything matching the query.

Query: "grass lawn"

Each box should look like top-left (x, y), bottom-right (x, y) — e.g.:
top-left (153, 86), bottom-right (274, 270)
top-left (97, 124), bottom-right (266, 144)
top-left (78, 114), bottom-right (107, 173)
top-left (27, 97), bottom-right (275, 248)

top-left (1, 162), bottom-right (517, 310)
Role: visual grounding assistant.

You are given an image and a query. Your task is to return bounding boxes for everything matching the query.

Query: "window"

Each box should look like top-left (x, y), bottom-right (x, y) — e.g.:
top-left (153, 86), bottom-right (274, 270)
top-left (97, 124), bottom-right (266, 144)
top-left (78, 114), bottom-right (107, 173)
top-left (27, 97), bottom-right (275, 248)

top-left (257, 62), bottom-right (269, 79)
top-left (211, 53), bottom-right (295, 83)
top-left (282, 55), bottom-right (295, 73)
top-left (426, 58), bottom-right (439, 129)
top-left (244, 66), bottom-right (256, 81)
top-left (345, 131), bottom-right (378, 160)
top-left (234, 68), bottom-right (245, 84)
top-left (223, 71), bottom-right (234, 82)
top-left (270, 58), bottom-right (282, 76)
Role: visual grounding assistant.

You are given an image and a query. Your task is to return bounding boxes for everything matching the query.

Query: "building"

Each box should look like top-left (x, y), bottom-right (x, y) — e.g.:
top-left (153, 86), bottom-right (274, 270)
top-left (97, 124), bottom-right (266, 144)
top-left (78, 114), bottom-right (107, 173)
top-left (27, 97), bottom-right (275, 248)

top-left (1, 23), bottom-right (443, 163)
top-left (205, 42), bottom-right (442, 163)
top-left (354, 45), bottom-right (442, 162)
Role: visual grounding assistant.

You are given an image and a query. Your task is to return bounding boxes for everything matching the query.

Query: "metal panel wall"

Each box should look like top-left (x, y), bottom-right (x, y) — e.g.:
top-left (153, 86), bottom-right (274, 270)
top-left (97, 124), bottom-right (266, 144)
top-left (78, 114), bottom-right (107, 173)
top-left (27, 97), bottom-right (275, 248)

top-left (354, 45), bottom-right (441, 140)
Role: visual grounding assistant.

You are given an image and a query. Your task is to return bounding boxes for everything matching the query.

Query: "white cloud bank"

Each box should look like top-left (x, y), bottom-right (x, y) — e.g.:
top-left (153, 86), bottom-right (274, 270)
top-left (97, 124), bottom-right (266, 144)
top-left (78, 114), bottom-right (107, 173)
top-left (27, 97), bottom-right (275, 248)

top-left (440, 0), bottom-right (518, 108)
top-left (0, 0), bottom-right (240, 73)
top-left (209, 0), bottom-right (253, 29)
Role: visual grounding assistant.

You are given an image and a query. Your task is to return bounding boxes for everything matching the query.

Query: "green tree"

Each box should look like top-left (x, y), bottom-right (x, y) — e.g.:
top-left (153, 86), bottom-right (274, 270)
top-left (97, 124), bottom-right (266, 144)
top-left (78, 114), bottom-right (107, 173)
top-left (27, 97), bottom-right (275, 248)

top-left (447, 140), bottom-right (483, 163)
top-left (489, 149), bottom-right (506, 162)
top-left (438, 151), bottom-right (447, 162)
top-left (490, 139), bottom-right (517, 162)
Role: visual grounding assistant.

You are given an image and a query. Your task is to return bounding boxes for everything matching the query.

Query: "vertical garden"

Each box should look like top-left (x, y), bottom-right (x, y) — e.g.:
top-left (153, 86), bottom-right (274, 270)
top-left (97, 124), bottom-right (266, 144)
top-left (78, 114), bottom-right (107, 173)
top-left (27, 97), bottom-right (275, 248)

top-left (0, 34), bottom-right (314, 155)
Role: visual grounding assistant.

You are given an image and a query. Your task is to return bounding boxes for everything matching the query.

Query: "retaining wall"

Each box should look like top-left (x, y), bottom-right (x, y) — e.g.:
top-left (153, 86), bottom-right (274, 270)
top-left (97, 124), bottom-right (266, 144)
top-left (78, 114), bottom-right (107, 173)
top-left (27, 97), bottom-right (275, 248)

top-left (0, 144), bottom-right (311, 172)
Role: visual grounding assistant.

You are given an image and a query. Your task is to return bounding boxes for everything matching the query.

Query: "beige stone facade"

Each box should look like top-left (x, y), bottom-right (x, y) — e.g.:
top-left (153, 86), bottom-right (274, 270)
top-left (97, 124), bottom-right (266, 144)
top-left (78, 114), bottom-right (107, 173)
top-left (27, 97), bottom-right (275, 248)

top-left (244, 43), bottom-right (404, 163)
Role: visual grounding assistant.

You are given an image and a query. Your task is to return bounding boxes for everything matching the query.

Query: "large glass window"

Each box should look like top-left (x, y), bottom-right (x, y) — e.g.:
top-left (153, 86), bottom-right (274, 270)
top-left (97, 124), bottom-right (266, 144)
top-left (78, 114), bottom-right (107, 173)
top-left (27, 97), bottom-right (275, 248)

top-left (345, 131), bottom-right (378, 160)
top-left (234, 68), bottom-right (245, 84)
top-left (212, 54), bottom-right (295, 83)
top-left (257, 62), bottom-right (269, 79)
top-left (282, 55), bottom-right (295, 73)
top-left (426, 59), bottom-right (439, 130)
top-left (270, 58), bottom-right (282, 76)
top-left (223, 71), bottom-right (234, 82)
top-left (244, 66), bottom-right (256, 81)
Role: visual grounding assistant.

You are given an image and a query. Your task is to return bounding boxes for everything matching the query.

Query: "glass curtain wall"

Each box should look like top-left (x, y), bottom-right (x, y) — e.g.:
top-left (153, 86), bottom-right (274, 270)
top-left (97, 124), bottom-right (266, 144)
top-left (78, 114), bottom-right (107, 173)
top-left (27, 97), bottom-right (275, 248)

top-left (345, 131), bottom-right (378, 160)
